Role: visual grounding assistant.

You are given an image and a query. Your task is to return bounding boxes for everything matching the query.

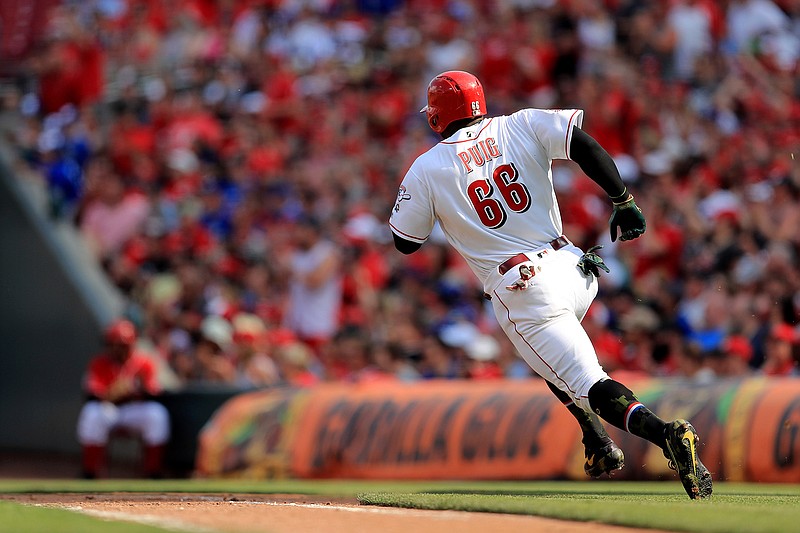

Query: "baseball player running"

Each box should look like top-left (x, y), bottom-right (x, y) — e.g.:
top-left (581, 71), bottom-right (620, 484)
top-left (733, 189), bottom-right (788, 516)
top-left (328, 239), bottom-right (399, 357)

top-left (389, 71), bottom-right (712, 499)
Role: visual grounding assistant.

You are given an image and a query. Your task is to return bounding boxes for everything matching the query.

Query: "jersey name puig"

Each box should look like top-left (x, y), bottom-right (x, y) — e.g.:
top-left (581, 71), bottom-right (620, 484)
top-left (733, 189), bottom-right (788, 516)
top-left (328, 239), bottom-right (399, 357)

top-left (457, 137), bottom-right (501, 173)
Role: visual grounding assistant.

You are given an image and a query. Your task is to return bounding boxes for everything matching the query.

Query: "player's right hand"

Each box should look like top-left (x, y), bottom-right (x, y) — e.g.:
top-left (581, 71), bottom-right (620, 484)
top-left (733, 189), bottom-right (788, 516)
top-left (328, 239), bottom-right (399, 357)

top-left (578, 245), bottom-right (611, 278)
top-left (609, 195), bottom-right (646, 242)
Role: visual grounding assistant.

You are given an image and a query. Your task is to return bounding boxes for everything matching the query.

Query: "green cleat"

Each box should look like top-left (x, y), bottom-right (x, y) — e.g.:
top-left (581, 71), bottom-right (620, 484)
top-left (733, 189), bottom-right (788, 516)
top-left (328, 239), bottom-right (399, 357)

top-left (584, 442), bottom-right (625, 478)
top-left (663, 419), bottom-right (713, 499)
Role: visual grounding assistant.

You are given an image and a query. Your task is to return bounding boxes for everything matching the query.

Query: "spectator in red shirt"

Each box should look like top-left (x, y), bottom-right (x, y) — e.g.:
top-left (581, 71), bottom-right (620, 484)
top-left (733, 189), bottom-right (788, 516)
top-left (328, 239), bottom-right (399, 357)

top-left (719, 334), bottom-right (755, 377)
top-left (763, 322), bottom-right (798, 376)
top-left (76, 320), bottom-right (170, 478)
top-left (36, 8), bottom-right (104, 114)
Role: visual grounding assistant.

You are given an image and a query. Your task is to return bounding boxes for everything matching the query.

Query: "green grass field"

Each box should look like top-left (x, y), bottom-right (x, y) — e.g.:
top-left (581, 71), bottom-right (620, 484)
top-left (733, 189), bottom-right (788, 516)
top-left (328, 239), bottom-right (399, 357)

top-left (0, 500), bottom-right (170, 533)
top-left (1, 479), bottom-right (799, 533)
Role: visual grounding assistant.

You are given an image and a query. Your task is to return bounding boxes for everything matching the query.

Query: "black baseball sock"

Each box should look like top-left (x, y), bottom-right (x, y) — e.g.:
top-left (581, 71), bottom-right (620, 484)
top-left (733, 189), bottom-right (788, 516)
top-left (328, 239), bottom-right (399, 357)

top-left (588, 379), bottom-right (667, 449)
top-left (546, 380), bottom-right (612, 449)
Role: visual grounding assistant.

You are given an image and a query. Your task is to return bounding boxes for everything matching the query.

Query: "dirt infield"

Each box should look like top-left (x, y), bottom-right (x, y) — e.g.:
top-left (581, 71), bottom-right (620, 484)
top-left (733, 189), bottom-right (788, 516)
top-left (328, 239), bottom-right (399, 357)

top-left (2, 493), bottom-right (675, 533)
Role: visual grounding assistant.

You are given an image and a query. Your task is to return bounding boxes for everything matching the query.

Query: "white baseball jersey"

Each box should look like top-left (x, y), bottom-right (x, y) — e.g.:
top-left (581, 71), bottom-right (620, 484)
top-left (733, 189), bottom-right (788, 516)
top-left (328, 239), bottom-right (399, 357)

top-left (390, 108), bottom-right (610, 411)
top-left (389, 108), bottom-right (583, 287)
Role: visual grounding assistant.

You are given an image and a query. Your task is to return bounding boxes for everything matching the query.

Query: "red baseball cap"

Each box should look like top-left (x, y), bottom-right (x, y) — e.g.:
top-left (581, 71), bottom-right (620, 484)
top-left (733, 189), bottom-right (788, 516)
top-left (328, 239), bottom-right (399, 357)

top-left (105, 319), bottom-right (137, 346)
top-left (723, 335), bottom-right (753, 362)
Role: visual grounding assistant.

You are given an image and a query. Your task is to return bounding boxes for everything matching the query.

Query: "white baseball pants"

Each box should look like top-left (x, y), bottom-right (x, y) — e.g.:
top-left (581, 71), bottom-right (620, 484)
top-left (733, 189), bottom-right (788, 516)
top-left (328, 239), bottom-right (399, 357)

top-left (77, 400), bottom-right (170, 446)
top-left (485, 243), bottom-right (609, 412)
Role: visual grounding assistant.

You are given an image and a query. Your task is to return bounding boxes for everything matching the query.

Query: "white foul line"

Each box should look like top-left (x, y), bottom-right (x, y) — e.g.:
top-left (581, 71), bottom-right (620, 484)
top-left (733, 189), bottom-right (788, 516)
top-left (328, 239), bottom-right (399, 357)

top-left (56, 505), bottom-right (222, 533)
top-left (228, 500), bottom-right (475, 521)
top-left (47, 500), bottom-right (485, 531)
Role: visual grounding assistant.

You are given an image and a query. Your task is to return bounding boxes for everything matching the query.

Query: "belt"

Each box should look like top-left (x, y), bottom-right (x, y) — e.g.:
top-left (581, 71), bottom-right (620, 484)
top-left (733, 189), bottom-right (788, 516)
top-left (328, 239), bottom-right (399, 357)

top-left (497, 235), bottom-right (570, 275)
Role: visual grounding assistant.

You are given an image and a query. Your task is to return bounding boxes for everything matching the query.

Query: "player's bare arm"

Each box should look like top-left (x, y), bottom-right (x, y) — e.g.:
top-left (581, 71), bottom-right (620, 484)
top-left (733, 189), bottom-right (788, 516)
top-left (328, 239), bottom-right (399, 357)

top-left (569, 127), bottom-right (646, 242)
top-left (569, 127), bottom-right (627, 199)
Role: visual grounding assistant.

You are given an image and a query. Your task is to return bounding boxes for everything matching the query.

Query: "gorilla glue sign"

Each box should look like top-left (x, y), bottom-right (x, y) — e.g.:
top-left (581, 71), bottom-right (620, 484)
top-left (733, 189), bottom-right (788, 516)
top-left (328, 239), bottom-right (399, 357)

top-left (289, 381), bottom-right (578, 479)
top-left (197, 376), bottom-right (800, 482)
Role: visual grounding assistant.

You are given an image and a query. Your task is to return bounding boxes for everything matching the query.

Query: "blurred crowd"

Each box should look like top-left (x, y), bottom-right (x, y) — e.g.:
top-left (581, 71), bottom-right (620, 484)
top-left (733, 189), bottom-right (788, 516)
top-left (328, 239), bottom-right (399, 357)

top-left (3, 0), bottom-right (800, 390)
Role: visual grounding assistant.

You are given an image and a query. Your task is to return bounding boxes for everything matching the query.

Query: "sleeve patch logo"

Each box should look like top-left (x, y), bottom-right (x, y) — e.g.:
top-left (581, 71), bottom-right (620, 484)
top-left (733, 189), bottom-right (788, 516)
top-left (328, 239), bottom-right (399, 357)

top-left (393, 185), bottom-right (412, 212)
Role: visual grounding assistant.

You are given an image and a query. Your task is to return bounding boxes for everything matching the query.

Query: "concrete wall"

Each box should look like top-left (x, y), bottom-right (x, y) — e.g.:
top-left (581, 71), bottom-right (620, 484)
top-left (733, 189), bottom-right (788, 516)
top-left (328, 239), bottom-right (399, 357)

top-left (0, 153), bottom-right (122, 453)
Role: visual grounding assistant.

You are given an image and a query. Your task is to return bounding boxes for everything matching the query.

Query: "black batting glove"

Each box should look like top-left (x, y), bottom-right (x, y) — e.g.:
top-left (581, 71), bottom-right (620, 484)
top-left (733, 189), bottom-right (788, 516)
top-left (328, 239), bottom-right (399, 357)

top-left (577, 245), bottom-right (610, 278)
top-left (609, 194), bottom-right (646, 242)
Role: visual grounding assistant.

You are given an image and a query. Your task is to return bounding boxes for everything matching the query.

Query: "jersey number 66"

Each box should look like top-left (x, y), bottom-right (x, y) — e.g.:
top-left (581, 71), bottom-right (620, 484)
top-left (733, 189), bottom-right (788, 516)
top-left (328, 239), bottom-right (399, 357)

top-left (467, 163), bottom-right (532, 229)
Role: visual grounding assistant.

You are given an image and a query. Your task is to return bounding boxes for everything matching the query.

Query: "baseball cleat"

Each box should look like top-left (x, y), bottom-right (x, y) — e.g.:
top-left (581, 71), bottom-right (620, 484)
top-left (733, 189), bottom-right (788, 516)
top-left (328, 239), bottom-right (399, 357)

top-left (584, 441), bottom-right (625, 477)
top-left (663, 419), bottom-right (713, 499)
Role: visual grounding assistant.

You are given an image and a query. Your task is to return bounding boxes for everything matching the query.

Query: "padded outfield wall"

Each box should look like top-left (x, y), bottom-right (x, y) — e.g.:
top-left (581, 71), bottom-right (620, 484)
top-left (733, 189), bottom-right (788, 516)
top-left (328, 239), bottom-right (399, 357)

top-left (196, 374), bottom-right (800, 483)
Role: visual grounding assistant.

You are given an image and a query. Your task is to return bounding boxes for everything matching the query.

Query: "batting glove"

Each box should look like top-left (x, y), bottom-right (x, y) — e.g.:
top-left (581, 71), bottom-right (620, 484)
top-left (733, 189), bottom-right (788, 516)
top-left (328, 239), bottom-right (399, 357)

top-left (609, 194), bottom-right (646, 242)
top-left (577, 245), bottom-right (610, 278)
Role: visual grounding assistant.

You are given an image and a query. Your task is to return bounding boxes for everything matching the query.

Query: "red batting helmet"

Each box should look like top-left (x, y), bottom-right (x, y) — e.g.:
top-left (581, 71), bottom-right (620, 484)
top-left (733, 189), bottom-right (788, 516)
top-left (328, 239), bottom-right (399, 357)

top-left (421, 71), bottom-right (487, 135)
top-left (105, 319), bottom-right (137, 346)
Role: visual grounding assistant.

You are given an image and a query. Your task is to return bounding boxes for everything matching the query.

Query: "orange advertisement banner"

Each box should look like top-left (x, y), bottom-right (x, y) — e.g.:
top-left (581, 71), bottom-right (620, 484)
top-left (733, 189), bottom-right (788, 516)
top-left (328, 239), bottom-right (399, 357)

top-left (196, 388), bottom-right (306, 478)
top-left (746, 377), bottom-right (800, 483)
top-left (290, 380), bottom-right (579, 479)
top-left (195, 376), bottom-right (800, 482)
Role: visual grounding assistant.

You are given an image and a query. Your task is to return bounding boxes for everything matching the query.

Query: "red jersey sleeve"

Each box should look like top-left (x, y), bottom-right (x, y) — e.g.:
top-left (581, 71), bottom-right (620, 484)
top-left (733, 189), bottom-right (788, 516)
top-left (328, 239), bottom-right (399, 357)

top-left (84, 355), bottom-right (113, 398)
top-left (83, 352), bottom-right (161, 400)
top-left (132, 354), bottom-right (161, 396)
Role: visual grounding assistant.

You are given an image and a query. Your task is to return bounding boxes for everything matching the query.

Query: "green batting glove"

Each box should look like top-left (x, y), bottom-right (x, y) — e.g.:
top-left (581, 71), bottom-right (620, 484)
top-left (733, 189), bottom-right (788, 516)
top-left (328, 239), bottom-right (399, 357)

top-left (609, 194), bottom-right (646, 242)
top-left (577, 245), bottom-right (611, 278)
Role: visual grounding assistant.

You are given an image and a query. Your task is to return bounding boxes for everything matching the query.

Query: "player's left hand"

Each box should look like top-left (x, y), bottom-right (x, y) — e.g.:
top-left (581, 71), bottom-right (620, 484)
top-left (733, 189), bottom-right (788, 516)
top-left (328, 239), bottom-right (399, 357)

top-left (609, 195), bottom-right (646, 242)
top-left (578, 245), bottom-right (610, 278)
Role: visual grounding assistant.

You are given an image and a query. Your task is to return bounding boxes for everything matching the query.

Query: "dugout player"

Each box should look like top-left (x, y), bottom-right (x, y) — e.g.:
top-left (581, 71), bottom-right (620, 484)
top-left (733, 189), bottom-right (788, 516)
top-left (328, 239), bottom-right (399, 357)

top-left (389, 71), bottom-right (712, 499)
top-left (76, 319), bottom-right (170, 478)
